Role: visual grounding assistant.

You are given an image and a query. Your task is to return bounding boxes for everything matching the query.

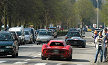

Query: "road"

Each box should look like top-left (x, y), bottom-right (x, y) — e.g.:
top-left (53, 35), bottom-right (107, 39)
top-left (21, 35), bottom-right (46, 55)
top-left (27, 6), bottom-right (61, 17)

top-left (0, 32), bottom-right (97, 65)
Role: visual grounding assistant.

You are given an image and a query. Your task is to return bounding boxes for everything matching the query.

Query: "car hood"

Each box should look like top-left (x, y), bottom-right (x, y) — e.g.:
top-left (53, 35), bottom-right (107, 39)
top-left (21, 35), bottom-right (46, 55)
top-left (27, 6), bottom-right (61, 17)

top-left (0, 41), bottom-right (14, 46)
top-left (67, 37), bottom-right (84, 40)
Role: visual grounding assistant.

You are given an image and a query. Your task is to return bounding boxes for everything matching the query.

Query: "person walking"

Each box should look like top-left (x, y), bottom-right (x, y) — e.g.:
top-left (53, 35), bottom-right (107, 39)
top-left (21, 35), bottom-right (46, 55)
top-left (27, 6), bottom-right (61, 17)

top-left (103, 28), bottom-right (108, 62)
top-left (94, 31), bottom-right (103, 63)
top-left (94, 30), bottom-right (98, 47)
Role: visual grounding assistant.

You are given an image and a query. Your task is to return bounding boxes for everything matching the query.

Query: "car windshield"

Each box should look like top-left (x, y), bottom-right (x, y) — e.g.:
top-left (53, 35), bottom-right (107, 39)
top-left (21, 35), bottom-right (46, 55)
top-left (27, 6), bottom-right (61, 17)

top-left (69, 28), bottom-right (77, 31)
top-left (16, 31), bottom-right (21, 36)
top-left (50, 42), bottom-right (64, 46)
top-left (67, 32), bottom-right (80, 37)
top-left (38, 32), bottom-right (52, 36)
top-left (0, 33), bottom-right (13, 41)
top-left (25, 31), bottom-right (29, 35)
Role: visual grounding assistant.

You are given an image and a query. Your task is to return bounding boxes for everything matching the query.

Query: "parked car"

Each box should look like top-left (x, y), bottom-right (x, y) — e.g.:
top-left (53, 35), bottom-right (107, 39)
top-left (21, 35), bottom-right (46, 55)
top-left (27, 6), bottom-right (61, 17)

top-left (8, 27), bottom-right (25, 45)
top-left (24, 30), bottom-right (32, 44)
top-left (36, 31), bottom-right (54, 45)
top-left (0, 31), bottom-right (19, 57)
top-left (24, 28), bottom-right (36, 43)
top-left (41, 40), bottom-right (72, 60)
top-left (35, 29), bottom-right (48, 35)
top-left (65, 31), bottom-right (86, 48)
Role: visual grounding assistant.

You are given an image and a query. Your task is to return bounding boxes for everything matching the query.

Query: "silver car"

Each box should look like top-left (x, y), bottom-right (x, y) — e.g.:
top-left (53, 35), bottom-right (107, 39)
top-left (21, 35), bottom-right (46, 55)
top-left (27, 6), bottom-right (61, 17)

top-left (24, 31), bottom-right (33, 44)
top-left (36, 31), bottom-right (54, 45)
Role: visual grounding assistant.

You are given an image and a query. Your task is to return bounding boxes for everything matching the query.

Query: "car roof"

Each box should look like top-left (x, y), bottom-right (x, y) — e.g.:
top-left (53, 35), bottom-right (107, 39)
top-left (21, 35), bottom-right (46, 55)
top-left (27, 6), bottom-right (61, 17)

top-left (49, 40), bottom-right (64, 43)
top-left (48, 27), bottom-right (56, 28)
top-left (48, 40), bottom-right (65, 46)
top-left (68, 31), bottom-right (79, 33)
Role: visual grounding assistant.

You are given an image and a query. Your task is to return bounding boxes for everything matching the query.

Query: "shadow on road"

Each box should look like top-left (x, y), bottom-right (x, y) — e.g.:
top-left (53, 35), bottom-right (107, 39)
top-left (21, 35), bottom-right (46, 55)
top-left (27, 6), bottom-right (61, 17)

top-left (72, 59), bottom-right (90, 62)
top-left (0, 56), bottom-right (36, 59)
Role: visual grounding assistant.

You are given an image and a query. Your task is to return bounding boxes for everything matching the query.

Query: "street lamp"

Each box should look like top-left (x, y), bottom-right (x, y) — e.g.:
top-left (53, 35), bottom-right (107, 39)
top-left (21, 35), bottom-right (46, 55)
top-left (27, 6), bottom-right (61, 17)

top-left (96, 0), bottom-right (99, 28)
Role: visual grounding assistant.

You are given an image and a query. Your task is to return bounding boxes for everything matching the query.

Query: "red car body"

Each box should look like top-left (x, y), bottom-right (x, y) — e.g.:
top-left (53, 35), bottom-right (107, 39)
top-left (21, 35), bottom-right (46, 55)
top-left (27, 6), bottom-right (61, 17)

top-left (41, 40), bottom-right (72, 60)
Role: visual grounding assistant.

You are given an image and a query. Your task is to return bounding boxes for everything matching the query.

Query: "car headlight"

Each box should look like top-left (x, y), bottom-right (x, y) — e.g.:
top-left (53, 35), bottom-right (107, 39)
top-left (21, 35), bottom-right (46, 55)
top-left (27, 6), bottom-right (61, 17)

top-left (36, 38), bottom-right (40, 40)
top-left (6, 46), bottom-right (13, 48)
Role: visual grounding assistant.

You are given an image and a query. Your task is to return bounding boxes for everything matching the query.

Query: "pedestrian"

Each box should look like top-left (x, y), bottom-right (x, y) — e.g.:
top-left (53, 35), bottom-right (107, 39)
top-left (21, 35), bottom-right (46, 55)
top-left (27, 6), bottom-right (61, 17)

top-left (103, 28), bottom-right (108, 62)
top-left (94, 31), bottom-right (103, 63)
top-left (94, 30), bottom-right (98, 47)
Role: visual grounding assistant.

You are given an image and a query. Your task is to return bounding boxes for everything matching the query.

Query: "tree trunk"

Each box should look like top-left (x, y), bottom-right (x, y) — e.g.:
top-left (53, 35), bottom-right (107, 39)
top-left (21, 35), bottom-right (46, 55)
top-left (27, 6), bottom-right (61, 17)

top-left (4, 15), bottom-right (7, 30)
top-left (0, 21), bottom-right (2, 31)
top-left (8, 16), bottom-right (11, 28)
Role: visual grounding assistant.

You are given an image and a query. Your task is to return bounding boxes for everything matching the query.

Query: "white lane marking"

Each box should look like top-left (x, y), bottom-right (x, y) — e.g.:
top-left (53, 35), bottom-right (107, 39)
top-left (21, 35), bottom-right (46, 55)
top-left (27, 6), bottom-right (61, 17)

top-left (24, 59), bottom-right (31, 61)
top-left (57, 63), bottom-right (64, 65)
top-left (38, 53), bottom-right (41, 56)
top-left (35, 63), bottom-right (47, 65)
top-left (19, 45), bottom-right (42, 47)
top-left (14, 62), bottom-right (27, 64)
top-left (0, 61), bottom-right (6, 63)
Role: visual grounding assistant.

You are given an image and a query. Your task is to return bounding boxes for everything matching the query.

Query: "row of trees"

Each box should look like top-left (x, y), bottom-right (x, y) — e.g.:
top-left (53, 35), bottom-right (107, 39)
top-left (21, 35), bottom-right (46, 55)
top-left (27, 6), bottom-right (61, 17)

top-left (0, 0), bottom-right (96, 30)
top-left (101, 0), bottom-right (108, 26)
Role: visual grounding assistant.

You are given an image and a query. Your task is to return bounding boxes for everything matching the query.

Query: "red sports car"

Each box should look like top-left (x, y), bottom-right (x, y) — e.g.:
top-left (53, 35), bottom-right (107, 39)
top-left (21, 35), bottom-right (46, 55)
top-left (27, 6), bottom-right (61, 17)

top-left (41, 40), bottom-right (72, 60)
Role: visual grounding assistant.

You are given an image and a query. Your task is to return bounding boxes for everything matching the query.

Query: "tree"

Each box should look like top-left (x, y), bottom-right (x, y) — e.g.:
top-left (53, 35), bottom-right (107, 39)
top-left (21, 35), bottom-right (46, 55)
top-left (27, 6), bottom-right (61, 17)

top-left (74, 0), bottom-right (96, 26)
top-left (101, 0), bottom-right (108, 26)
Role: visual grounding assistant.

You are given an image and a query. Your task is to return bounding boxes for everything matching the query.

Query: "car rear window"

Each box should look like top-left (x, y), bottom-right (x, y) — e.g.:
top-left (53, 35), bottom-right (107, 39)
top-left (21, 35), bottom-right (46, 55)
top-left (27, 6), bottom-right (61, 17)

top-left (67, 32), bottom-right (80, 37)
top-left (50, 42), bottom-right (64, 46)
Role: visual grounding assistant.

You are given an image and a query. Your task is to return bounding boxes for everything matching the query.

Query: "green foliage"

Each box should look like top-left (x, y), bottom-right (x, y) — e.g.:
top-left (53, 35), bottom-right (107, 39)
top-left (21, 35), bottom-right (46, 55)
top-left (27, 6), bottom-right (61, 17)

top-left (57, 31), bottom-right (68, 36)
top-left (0, 0), bottom-right (96, 29)
top-left (73, 0), bottom-right (96, 26)
top-left (101, 1), bottom-right (108, 25)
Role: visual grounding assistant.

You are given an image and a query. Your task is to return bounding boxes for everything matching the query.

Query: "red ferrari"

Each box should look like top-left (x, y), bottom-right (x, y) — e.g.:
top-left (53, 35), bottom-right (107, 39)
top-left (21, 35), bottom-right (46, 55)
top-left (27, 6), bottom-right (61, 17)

top-left (41, 40), bottom-right (72, 60)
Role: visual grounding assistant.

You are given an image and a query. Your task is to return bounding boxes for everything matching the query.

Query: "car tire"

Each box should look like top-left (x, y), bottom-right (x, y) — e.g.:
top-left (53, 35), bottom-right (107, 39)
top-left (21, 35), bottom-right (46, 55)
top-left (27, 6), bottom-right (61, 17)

top-left (82, 45), bottom-right (86, 48)
top-left (16, 53), bottom-right (18, 57)
top-left (12, 53), bottom-right (16, 58)
top-left (41, 55), bottom-right (46, 60)
top-left (67, 55), bottom-right (72, 61)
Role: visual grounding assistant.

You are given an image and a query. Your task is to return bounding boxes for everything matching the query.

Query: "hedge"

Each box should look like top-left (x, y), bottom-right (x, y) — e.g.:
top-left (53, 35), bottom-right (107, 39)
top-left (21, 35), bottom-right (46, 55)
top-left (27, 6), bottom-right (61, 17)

top-left (57, 31), bottom-right (68, 36)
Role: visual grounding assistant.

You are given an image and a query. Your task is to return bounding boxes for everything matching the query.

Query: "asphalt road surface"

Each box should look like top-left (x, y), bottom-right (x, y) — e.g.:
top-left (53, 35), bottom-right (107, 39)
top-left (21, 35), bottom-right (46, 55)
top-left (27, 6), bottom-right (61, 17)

top-left (0, 32), bottom-right (97, 65)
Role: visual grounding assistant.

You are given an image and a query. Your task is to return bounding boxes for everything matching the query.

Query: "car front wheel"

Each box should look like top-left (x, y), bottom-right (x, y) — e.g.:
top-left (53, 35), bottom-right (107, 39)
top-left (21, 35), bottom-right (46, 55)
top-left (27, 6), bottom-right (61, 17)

top-left (12, 53), bottom-right (17, 58)
top-left (82, 45), bottom-right (86, 48)
top-left (41, 54), bottom-right (46, 60)
top-left (67, 55), bottom-right (72, 61)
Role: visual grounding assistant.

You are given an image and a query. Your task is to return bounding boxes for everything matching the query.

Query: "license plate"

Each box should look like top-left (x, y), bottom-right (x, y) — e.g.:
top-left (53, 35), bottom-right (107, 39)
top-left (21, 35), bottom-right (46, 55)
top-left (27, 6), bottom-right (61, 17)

top-left (0, 49), bottom-right (4, 52)
top-left (53, 50), bottom-right (59, 54)
top-left (74, 41), bottom-right (77, 44)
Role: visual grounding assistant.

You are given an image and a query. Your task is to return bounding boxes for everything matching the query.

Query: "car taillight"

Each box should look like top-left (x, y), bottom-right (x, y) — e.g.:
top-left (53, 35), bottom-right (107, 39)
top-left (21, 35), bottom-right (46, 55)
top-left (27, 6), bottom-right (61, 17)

top-left (44, 50), bottom-right (47, 53)
top-left (65, 50), bottom-right (69, 55)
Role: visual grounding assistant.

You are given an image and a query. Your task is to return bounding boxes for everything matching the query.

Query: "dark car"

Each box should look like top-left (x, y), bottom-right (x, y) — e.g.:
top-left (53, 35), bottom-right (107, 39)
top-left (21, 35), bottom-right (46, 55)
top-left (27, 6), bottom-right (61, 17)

top-left (65, 31), bottom-right (86, 48)
top-left (68, 28), bottom-right (77, 32)
top-left (0, 31), bottom-right (19, 57)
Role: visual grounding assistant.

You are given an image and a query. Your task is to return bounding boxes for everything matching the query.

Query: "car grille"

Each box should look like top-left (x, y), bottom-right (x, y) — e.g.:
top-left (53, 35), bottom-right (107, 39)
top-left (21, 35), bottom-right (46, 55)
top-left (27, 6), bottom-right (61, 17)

top-left (0, 46), bottom-right (5, 48)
